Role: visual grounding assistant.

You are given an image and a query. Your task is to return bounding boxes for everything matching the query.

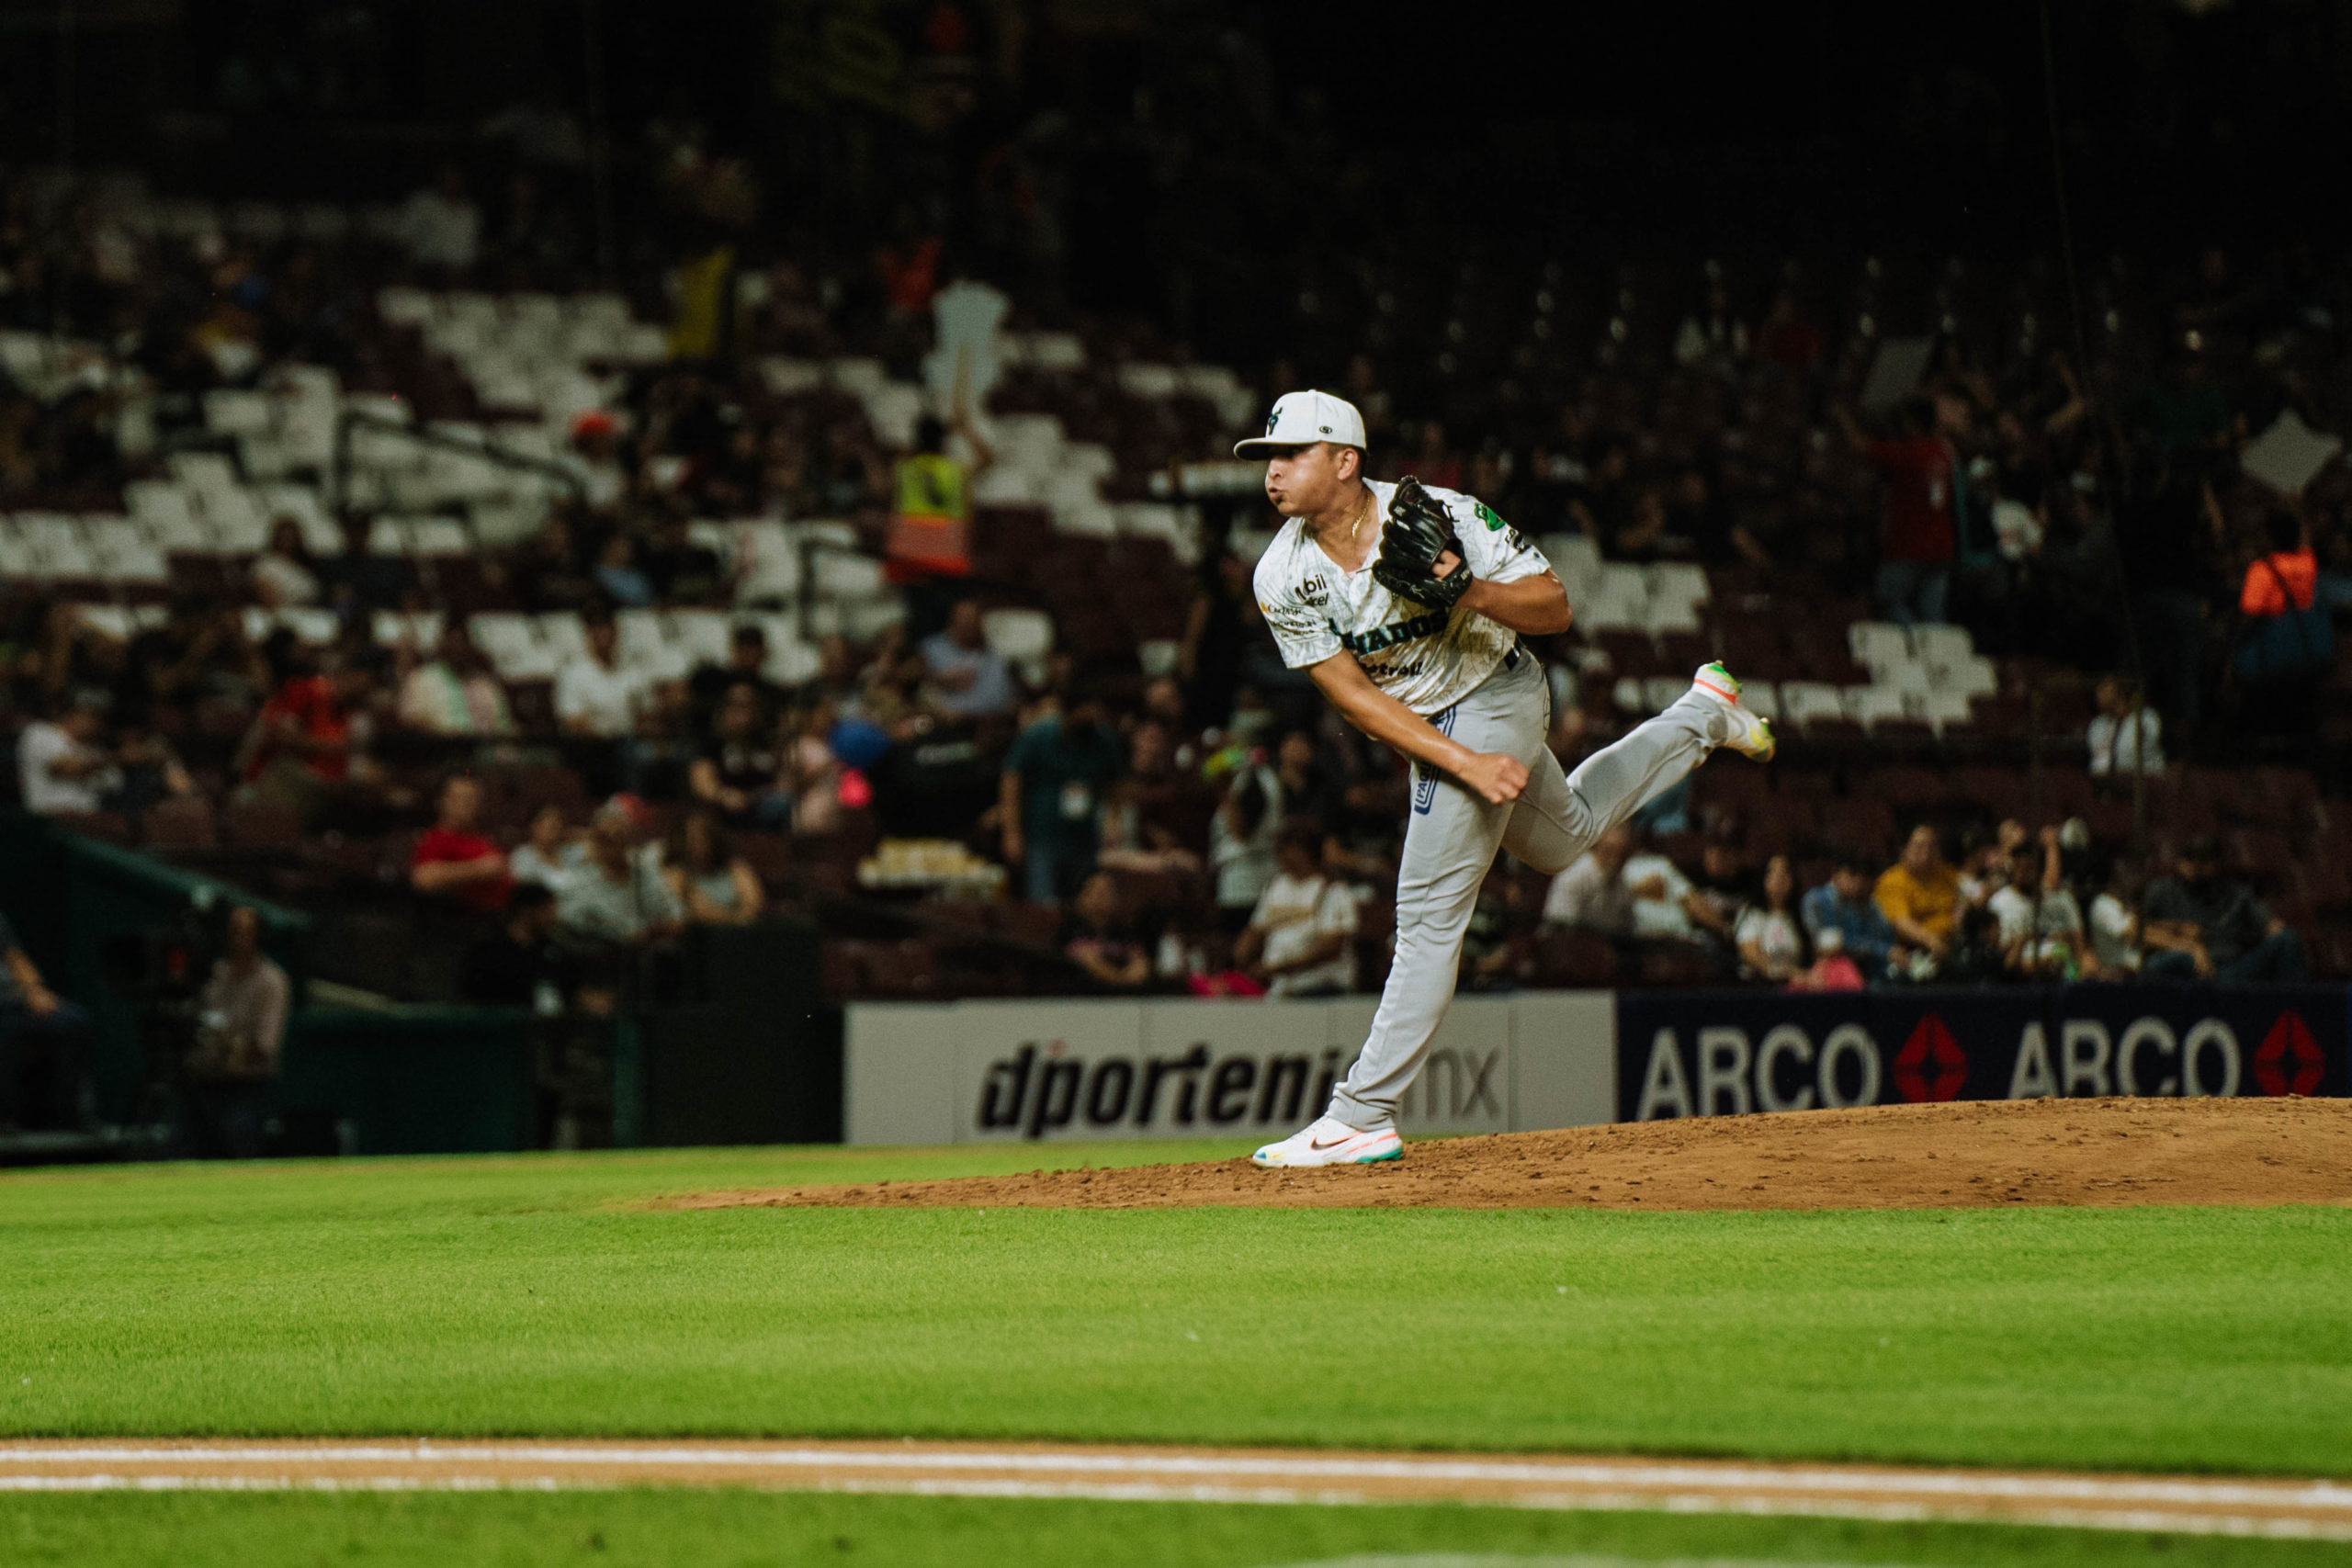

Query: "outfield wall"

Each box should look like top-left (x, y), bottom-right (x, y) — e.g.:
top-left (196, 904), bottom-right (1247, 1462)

top-left (842, 985), bottom-right (2349, 1145)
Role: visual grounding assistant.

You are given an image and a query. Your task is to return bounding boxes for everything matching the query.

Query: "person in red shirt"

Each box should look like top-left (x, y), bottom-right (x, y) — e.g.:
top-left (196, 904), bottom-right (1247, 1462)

top-left (410, 774), bottom-right (512, 913)
top-left (236, 655), bottom-right (384, 823)
top-left (1839, 395), bottom-right (1962, 626)
top-left (2240, 507), bottom-right (2318, 617)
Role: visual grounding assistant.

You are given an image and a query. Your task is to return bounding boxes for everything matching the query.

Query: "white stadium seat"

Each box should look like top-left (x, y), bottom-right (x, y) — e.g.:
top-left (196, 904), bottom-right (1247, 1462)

top-left (1777, 682), bottom-right (1849, 729)
top-left (1842, 685), bottom-right (1910, 730)
top-left (1847, 621), bottom-right (1911, 672)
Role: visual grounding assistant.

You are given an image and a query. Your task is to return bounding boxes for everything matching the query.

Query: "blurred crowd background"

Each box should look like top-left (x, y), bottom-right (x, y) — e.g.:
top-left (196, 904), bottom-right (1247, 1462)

top-left (3, 0), bottom-right (2351, 1137)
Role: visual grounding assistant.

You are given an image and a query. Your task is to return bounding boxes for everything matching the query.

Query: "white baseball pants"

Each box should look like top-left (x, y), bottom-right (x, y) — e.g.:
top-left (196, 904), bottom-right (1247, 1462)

top-left (1327, 650), bottom-right (1726, 1132)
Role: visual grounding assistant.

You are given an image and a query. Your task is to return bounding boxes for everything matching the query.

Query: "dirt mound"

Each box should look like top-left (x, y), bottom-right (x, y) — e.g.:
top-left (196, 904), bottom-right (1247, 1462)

top-left (666, 1097), bottom-right (2352, 1213)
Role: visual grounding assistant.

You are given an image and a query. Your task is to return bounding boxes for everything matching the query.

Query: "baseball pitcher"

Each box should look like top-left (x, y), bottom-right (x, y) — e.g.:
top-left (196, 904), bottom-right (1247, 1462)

top-left (1237, 389), bottom-right (1773, 1167)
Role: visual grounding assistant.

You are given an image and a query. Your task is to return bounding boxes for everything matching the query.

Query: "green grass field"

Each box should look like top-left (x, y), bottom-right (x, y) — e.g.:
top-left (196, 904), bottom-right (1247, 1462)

top-left (4, 1142), bottom-right (2348, 1566)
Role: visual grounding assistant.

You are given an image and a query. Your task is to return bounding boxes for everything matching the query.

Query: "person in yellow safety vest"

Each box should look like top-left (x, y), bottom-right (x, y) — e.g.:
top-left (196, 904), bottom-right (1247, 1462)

top-left (885, 399), bottom-right (994, 583)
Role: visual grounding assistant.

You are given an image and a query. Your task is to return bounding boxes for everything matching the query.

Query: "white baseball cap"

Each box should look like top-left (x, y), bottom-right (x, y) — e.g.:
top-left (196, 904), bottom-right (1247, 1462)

top-left (1233, 389), bottom-right (1368, 458)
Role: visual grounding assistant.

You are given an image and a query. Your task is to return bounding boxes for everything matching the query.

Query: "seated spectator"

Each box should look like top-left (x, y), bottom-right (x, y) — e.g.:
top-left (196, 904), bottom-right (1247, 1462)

top-left (686, 623), bottom-right (785, 728)
top-left (2086, 859), bottom-right (2144, 976)
top-left (2086, 675), bottom-right (2164, 780)
top-left (1001, 680), bottom-right (1121, 903)
top-left (398, 625), bottom-right (515, 737)
top-left (509, 805), bottom-right (586, 897)
top-left (2141, 837), bottom-right (2307, 982)
top-left (1735, 853), bottom-right (1807, 983)
top-left (236, 651), bottom-right (386, 824)
top-left (1097, 771), bottom-right (1204, 876)
top-left (1875, 825), bottom-right (1960, 958)
top-left (1956, 818), bottom-right (2027, 905)
top-left (17, 691), bottom-right (120, 814)
top-left (555, 604), bottom-right (648, 739)
top-left (250, 517), bottom-right (322, 609)
top-left (557, 798), bottom-right (684, 947)
top-left (410, 774), bottom-right (511, 914)
top-left (394, 162), bottom-right (481, 273)
top-left (1937, 904), bottom-right (2012, 987)
top-left (1063, 870), bottom-right (1152, 990)
top-left (921, 599), bottom-right (1016, 720)
top-left (784, 702), bottom-right (847, 836)
top-left (1683, 834), bottom-right (1752, 950)
top-left (1801, 852), bottom-right (1902, 980)
top-left (1788, 925), bottom-right (1865, 991)
top-left (1623, 839), bottom-right (1700, 941)
top-left (459, 884), bottom-right (564, 1008)
top-left (126, 595), bottom-right (269, 717)
top-left (1236, 818), bottom-right (1361, 998)
top-left (1987, 833), bottom-right (2085, 979)
top-left (0, 907), bottom-right (92, 1131)
top-left (560, 415), bottom-right (627, 513)
top-left (593, 532), bottom-right (656, 608)
top-left (662, 810), bottom-right (765, 927)
top-left (186, 905), bottom-right (289, 1159)
top-left (689, 682), bottom-right (787, 827)
top-left (1208, 750), bottom-right (1282, 929)
top-left (107, 713), bottom-right (197, 818)
top-left (646, 513), bottom-right (726, 603)
top-left (1544, 824), bottom-right (1638, 934)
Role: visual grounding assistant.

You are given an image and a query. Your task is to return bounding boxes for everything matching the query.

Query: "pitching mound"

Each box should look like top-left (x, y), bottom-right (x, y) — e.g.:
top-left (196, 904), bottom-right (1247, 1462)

top-left (668, 1097), bottom-right (2352, 1212)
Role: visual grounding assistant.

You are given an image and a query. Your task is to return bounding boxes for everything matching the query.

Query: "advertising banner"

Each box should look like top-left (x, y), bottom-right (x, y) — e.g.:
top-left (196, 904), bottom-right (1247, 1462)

top-left (843, 993), bottom-right (1616, 1145)
top-left (1614, 985), bottom-right (2349, 1122)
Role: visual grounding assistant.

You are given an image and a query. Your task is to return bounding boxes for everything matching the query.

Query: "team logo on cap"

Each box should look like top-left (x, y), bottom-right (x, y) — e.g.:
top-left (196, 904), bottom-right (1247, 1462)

top-left (1265, 409), bottom-right (1280, 434)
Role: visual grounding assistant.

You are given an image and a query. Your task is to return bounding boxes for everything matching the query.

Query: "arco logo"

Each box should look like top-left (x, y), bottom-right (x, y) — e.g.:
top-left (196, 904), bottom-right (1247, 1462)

top-left (1893, 1014), bottom-right (1968, 1101)
top-left (2251, 1010), bottom-right (2325, 1097)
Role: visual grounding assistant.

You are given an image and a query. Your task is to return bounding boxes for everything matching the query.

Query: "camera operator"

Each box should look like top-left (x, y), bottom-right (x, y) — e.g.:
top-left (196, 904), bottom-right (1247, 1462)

top-left (186, 906), bottom-right (288, 1159)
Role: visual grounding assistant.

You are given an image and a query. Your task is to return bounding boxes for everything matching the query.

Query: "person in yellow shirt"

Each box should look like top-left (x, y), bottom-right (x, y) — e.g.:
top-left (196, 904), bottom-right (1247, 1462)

top-left (1875, 823), bottom-right (1960, 956)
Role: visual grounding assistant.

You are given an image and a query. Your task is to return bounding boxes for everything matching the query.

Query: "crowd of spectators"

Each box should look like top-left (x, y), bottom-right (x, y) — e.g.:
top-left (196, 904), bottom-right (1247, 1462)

top-left (1537, 812), bottom-right (2307, 992)
top-left (6, 41), bottom-right (2352, 1010)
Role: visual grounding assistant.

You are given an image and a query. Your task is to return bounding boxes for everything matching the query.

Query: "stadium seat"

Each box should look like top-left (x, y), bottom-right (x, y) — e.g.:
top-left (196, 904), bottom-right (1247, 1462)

top-left (1530, 929), bottom-right (1616, 987)
top-left (221, 802), bottom-right (303, 850)
top-left (141, 797), bottom-right (218, 850)
top-left (1776, 682), bottom-right (1848, 731)
top-left (983, 608), bottom-right (1055, 671)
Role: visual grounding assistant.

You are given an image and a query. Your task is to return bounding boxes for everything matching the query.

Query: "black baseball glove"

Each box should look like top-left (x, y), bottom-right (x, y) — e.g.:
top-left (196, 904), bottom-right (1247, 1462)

top-left (1371, 475), bottom-right (1475, 610)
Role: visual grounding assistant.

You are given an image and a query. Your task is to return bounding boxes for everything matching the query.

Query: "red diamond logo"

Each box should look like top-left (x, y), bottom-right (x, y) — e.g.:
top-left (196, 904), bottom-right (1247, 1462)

top-left (2252, 1011), bottom-right (2324, 1097)
top-left (1894, 1014), bottom-right (1968, 1102)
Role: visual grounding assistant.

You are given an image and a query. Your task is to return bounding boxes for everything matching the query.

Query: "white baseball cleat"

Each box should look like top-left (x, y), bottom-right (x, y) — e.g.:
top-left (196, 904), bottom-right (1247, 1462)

top-left (1250, 1115), bottom-right (1403, 1168)
top-left (1690, 660), bottom-right (1775, 762)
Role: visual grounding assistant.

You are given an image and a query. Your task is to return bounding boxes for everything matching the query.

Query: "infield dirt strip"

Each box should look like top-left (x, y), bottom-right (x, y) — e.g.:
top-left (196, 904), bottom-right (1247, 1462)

top-left (660, 1097), bottom-right (2352, 1212)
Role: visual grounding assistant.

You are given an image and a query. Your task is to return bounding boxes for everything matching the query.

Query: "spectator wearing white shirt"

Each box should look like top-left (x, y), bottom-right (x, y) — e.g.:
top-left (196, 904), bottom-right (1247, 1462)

top-left (17, 692), bottom-right (120, 815)
top-left (2087, 859), bottom-right (2144, 976)
top-left (2087, 675), bottom-right (2164, 780)
top-left (554, 604), bottom-right (647, 739)
top-left (395, 164), bottom-right (481, 274)
top-left (1622, 848), bottom-right (1698, 940)
top-left (1237, 818), bottom-right (1361, 998)
top-left (1986, 833), bottom-right (2086, 978)
top-left (250, 518), bottom-right (322, 609)
top-left (1734, 854), bottom-right (1808, 983)
top-left (920, 599), bottom-right (1017, 720)
top-left (1544, 824), bottom-right (1638, 934)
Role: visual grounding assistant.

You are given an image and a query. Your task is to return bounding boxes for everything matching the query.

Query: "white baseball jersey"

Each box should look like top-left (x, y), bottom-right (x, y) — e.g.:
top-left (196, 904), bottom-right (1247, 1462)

top-left (1254, 479), bottom-right (1551, 716)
